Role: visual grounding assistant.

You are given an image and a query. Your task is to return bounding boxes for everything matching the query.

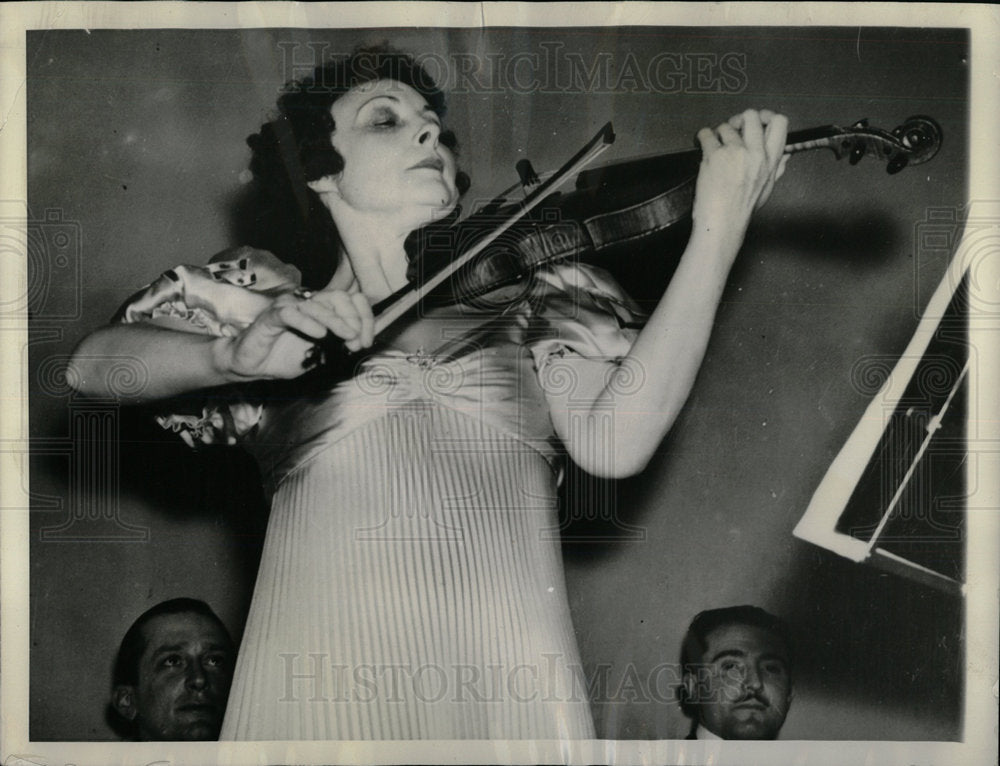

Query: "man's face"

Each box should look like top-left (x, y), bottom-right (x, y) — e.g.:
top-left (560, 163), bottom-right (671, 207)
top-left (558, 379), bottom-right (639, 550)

top-left (118, 612), bottom-right (234, 740)
top-left (686, 623), bottom-right (792, 740)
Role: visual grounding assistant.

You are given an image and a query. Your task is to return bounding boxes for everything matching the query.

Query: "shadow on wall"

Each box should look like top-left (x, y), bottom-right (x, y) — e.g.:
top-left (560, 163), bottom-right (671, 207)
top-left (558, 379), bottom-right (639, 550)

top-left (34, 405), bottom-right (270, 595)
top-left (775, 545), bottom-right (964, 738)
top-left (555, 203), bottom-right (905, 562)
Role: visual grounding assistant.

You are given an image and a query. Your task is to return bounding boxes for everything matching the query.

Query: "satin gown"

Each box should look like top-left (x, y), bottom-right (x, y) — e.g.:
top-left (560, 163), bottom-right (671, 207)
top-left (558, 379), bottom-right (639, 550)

top-left (122, 249), bottom-right (641, 740)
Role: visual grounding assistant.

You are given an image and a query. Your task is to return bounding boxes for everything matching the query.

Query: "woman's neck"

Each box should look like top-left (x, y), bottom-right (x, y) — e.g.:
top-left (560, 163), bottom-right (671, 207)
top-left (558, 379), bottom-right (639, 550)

top-left (327, 209), bottom-right (412, 302)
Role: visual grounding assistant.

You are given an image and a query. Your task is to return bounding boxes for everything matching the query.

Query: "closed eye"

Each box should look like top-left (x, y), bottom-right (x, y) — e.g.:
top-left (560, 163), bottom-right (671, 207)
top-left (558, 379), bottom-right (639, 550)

top-left (368, 106), bottom-right (400, 128)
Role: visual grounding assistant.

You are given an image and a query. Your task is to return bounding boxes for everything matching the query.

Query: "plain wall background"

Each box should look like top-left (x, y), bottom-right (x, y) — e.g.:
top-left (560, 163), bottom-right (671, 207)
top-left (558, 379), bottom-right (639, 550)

top-left (25, 26), bottom-right (968, 740)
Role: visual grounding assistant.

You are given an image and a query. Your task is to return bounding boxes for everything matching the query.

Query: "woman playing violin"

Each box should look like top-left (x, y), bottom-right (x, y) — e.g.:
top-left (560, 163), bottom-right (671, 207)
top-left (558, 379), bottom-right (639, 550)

top-left (70, 47), bottom-right (787, 740)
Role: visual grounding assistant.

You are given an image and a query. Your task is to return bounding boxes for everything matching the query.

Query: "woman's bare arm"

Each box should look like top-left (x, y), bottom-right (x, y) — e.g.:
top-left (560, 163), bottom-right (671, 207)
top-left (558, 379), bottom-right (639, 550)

top-left (548, 109), bottom-right (790, 478)
top-left (69, 288), bottom-right (375, 403)
top-left (69, 323), bottom-right (246, 402)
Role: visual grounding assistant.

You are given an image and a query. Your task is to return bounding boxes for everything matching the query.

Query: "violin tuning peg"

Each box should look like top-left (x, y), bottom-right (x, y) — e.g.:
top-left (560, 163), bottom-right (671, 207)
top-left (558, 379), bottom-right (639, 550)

top-left (849, 145), bottom-right (866, 165)
top-left (886, 155), bottom-right (908, 175)
top-left (851, 118), bottom-right (870, 128)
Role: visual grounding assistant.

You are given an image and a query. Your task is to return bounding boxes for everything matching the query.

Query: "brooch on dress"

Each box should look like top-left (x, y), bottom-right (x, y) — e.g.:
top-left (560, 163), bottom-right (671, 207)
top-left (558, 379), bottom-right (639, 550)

top-left (405, 347), bottom-right (439, 369)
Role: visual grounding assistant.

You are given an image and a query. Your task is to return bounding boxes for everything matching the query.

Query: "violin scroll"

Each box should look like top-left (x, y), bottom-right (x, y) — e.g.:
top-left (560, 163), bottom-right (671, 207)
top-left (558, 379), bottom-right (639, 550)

top-left (808, 115), bottom-right (942, 174)
top-left (890, 115), bottom-right (943, 169)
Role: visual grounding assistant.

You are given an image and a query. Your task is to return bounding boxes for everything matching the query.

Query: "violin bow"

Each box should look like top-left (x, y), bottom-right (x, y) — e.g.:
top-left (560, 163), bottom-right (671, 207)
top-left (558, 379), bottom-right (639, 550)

top-left (371, 122), bottom-right (616, 334)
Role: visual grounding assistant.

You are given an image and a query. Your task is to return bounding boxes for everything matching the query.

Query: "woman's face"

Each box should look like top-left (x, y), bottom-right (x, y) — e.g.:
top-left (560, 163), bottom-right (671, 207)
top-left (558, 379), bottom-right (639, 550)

top-left (325, 79), bottom-right (459, 225)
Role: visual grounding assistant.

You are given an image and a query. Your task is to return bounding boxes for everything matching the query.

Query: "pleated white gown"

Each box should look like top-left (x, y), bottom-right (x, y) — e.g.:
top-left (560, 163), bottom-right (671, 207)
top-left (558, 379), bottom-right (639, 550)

top-left (200, 263), bottom-right (639, 740)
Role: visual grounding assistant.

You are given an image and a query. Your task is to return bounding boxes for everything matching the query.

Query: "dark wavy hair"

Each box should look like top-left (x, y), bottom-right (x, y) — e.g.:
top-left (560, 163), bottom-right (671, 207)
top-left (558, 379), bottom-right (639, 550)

top-left (678, 605), bottom-right (793, 719)
top-left (244, 45), bottom-right (470, 290)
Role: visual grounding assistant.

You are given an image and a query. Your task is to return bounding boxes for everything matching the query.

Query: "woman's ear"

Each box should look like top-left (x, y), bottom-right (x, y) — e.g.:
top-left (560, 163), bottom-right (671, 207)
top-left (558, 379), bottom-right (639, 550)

top-left (307, 175), bottom-right (340, 195)
top-left (112, 685), bottom-right (137, 721)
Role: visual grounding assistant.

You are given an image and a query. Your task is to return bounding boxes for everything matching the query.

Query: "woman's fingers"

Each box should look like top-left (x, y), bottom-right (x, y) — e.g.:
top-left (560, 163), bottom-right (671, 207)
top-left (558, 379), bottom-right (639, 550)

top-left (692, 108), bottom-right (791, 233)
top-left (737, 109), bottom-right (764, 154)
top-left (296, 298), bottom-right (360, 342)
top-left (761, 110), bottom-right (789, 173)
top-left (324, 290), bottom-right (363, 334)
top-left (756, 111), bottom-right (789, 208)
top-left (351, 291), bottom-right (375, 348)
top-left (715, 121), bottom-right (743, 146)
top-left (696, 126), bottom-right (721, 153)
top-left (776, 153), bottom-right (790, 181)
top-left (724, 108), bottom-right (785, 160)
top-left (271, 301), bottom-right (330, 340)
top-left (295, 288), bottom-right (375, 349)
top-left (720, 108), bottom-right (790, 209)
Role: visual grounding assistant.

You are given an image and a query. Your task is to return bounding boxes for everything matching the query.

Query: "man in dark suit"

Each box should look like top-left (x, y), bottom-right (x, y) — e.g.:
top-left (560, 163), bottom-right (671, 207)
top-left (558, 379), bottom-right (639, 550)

top-left (679, 605), bottom-right (793, 740)
top-left (110, 598), bottom-right (235, 741)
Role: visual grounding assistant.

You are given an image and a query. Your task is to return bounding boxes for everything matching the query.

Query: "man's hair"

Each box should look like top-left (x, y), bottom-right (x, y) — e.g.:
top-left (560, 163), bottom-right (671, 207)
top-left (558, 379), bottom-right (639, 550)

top-left (112, 598), bottom-right (232, 688)
top-left (678, 605), bottom-right (793, 716)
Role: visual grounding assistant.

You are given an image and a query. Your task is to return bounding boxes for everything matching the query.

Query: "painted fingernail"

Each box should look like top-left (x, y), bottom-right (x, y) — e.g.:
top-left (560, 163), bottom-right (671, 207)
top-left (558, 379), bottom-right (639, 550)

top-left (302, 345), bottom-right (324, 369)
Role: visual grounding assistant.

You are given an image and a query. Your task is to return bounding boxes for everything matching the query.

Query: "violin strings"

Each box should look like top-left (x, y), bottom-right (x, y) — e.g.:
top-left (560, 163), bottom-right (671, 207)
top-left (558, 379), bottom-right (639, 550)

top-left (373, 125), bottom-right (615, 334)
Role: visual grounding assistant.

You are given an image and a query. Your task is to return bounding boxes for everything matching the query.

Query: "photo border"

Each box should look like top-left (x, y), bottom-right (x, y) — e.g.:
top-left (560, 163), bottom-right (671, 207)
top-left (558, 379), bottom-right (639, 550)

top-left (2, 3), bottom-right (996, 765)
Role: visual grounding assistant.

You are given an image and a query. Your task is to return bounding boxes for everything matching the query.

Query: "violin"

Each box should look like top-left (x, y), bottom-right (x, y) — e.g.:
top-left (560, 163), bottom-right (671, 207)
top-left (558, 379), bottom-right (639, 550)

top-left (371, 115), bottom-right (942, 332)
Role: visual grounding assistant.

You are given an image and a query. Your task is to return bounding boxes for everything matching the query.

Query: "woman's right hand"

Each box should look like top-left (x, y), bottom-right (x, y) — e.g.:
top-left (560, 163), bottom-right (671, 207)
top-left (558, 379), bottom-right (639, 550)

top-left (219, 288), bottom-right (375, 380)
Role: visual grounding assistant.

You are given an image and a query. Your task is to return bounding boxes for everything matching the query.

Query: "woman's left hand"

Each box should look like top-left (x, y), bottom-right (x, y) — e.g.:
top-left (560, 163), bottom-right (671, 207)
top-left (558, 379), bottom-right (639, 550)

top-left (553, 109), bottom-right (790, 478)
top-left (691, 108), bottom-right (789, 253)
